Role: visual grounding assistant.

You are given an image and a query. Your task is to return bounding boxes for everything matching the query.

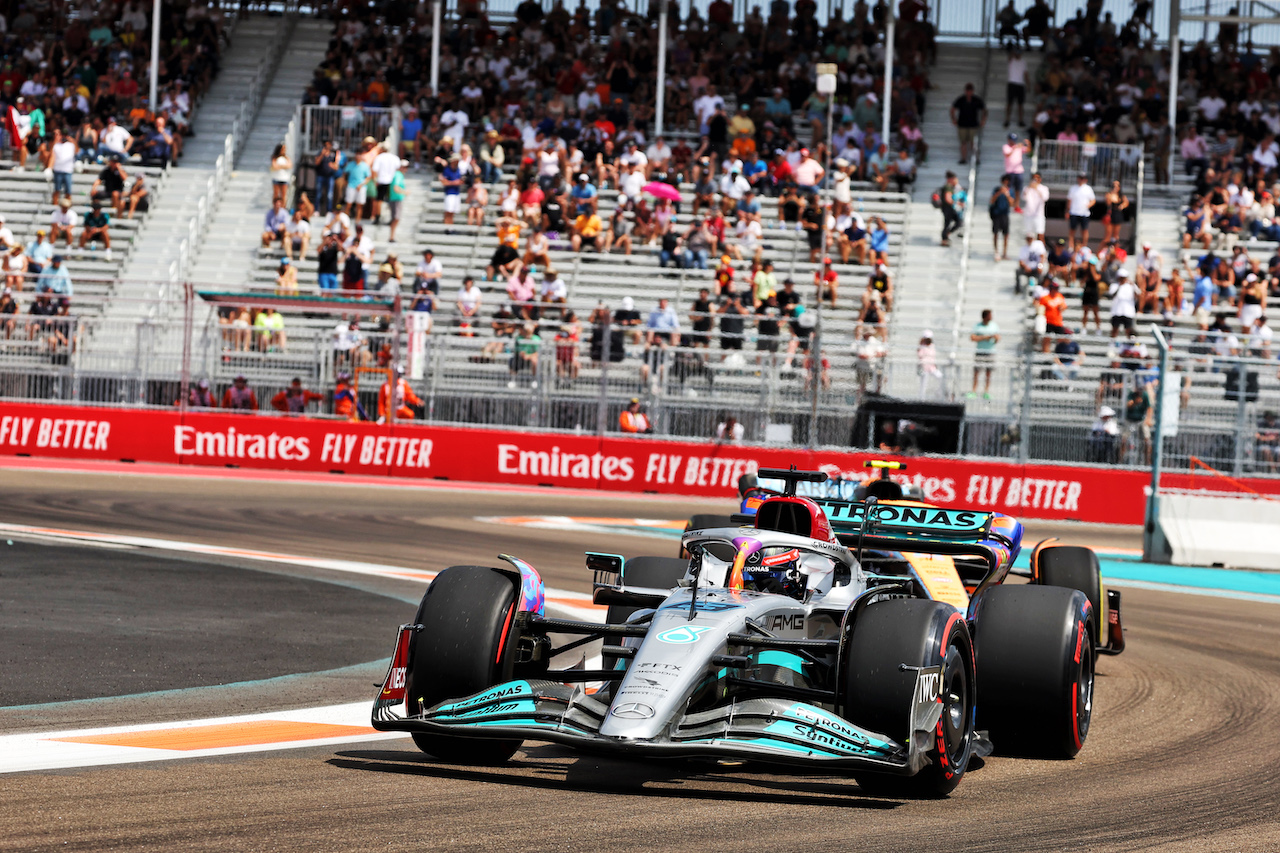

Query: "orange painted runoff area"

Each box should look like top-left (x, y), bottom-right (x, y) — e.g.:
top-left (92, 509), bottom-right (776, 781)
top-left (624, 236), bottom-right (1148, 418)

top-left (54, 720), bottom-right (378, 751)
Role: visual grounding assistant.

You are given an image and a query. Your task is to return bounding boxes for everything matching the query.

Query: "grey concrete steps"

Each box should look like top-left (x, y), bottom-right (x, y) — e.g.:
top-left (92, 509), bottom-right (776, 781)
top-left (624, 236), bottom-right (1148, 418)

top-left (187, 20), bottom-right (332, 289)
top-left (106, 13), bottom-right (301, 340)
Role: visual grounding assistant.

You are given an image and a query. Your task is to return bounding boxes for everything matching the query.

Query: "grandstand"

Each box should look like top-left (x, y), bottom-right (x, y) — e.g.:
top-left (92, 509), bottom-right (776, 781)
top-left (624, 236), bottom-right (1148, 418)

top-left (0, 0), bottom-right (1278, 475)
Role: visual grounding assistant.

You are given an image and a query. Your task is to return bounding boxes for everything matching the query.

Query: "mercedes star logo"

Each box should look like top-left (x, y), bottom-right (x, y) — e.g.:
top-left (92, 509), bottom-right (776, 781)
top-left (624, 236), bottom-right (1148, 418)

top-left (611, 702), bottom-right (655, 719)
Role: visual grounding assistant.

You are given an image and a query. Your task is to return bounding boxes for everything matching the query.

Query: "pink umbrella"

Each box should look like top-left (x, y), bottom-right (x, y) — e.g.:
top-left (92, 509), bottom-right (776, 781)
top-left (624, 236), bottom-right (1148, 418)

top-left (643, 182), bottom-right (682, 201)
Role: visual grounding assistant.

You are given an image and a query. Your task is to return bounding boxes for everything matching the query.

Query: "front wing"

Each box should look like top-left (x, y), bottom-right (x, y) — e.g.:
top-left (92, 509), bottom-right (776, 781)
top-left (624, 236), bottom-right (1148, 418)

top-left (373, 677), bottom-right (937, 774)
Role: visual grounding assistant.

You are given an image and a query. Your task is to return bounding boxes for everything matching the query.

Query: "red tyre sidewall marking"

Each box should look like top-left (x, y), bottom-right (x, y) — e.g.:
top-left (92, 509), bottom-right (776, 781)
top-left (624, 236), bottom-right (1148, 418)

top-left (1070, 604), bottom-right (1089, 751)
top-left (494, 603), bottom-right (516, 667)
top-left (937, 611), bottom-right (964, 779)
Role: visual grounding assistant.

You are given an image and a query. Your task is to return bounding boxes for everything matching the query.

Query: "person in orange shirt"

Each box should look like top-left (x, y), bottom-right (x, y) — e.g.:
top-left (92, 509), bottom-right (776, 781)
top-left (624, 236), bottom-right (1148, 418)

top-left (271, 377), bottom-right (325, 414)
top-left (332, 372), bottom-right (369, 421)
top-left (619, 397), bottom-right (652, 433)
top-left (378, 365), bottom-right (423, 422)
top-left (221, 374), bottom-right (259, 410)
top-left (496, 214), bottom-right (524, 248)
top-left (714, 254), bottom-right (737, 298)
top-left (571, 211), bottom-right (603, 251)
top-left (730, 133), bottom-right (757, 161)
top-left (1038, 280), bottom-right (1070, 352)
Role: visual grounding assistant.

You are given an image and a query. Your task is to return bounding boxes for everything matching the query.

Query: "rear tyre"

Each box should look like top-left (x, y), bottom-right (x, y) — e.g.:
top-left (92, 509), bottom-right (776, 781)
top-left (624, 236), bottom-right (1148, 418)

top-left (1035, 544), bottom-right (1104, 647)
top-left (405, 566), bottom-right (523, 764)
top-left (843, 599), bottom-right (975, 798)
top-left (605, 556), bottom-right (689, 672)
top-left (686, 514), bottom-right (737, 532)
top-left (973, 585), bottom-right (1095, 759)
top-left (606, 556), bottom-right (689, 625)
top-left (603, 556), bottom-right (690, 672)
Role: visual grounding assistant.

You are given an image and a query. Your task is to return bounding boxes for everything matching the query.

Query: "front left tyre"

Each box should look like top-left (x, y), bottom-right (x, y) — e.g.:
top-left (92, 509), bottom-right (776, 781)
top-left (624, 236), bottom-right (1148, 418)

top-left (972, 584), bottom-right (1095, 758)
top-left (404, 565), bottom-right (524, 764)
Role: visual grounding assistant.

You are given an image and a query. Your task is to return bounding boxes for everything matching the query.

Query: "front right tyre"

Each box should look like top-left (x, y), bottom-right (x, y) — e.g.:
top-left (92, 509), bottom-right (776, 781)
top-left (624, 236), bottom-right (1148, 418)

top-left (842, 599), bottom-right (976, 798)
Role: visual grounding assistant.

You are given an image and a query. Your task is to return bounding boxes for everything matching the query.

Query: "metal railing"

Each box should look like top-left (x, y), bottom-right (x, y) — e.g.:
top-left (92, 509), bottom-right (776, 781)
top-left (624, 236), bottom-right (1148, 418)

top-left (945, 32), bottom-right (992, 367)
top-left (3, 291), bottom-right (1278, 477)
top-left (297, 106), bottom-right (401, 159)
top-left (1031, 140), bottom-right (1144, 193)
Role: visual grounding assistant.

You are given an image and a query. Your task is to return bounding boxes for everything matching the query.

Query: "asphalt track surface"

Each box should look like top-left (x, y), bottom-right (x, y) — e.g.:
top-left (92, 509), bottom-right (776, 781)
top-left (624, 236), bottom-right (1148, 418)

top-left (2, 467), bottom-right (1279, 852)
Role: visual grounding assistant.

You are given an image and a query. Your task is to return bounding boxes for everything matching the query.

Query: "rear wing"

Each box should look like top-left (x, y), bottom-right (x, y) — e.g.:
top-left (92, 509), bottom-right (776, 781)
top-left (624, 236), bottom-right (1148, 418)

top-left (808, 498), bottom-right (1023, 598)
top-left (812, 500), bottom-right (996, 541)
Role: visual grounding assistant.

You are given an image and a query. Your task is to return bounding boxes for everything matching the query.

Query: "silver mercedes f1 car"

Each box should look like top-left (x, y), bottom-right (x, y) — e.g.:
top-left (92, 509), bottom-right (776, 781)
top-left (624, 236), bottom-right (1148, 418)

top-left (372, 467), bottom-right (1124, 797)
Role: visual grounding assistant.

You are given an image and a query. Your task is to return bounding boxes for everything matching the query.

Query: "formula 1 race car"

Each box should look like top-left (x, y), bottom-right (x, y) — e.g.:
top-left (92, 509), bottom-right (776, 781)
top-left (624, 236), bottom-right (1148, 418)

top-left (681, 460), bottom-right (923, 543)
top-left (372, 467), bottom-right (1125, 797)
top-left (678, 461), bottom-right (927, 560)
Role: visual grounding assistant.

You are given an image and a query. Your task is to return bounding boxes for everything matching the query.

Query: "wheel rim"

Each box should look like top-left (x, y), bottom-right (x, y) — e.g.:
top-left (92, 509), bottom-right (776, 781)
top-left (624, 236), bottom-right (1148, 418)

top-left (941, 645), bottom-right (970, 761)
top-left (1076, 638), bottom-right (1094, 743)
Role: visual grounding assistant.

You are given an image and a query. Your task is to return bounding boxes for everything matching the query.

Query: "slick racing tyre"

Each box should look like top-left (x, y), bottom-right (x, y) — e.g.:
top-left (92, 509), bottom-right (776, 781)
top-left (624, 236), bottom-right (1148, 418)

top-left (973, 584), bottom-right (1095, 759)
top-left (1034, 544), bottom-right (1104, 647)
top-left (680, 515), bottom-right (736, 558)
top-left (604, 556), bottom-right (690, 672)
top-left (843, 599), bottom-right (976, 798)
top-left (405, 566), bottom-right (523, 764)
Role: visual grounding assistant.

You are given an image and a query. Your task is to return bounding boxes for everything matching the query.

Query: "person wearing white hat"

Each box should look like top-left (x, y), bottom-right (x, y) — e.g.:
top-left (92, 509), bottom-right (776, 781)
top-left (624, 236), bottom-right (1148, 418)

top-left (1246, 311), bottom-right (1273, 359)
top-left (1089, 404), bottom-right (1120, 463)
top-left (1021, 171), bottom-right (1050, 240)
top-left (1240, 272), bottom-right (1267, 329)
top-left (1135, 241), bottom-right (1161, 302)
top-left (917, 329), bottom-right (943, 398)
top-left (615, 295), bottom-right (643, 346)
top-left (187, 378), bottom-right (216, 409)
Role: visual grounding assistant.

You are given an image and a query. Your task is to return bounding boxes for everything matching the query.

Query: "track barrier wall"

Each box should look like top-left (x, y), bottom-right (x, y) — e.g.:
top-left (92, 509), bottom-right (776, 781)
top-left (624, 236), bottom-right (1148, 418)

top-left (1150, 492), bottom-right (1280, 569)
top-left (10, 401), bottom-right (1280, 524)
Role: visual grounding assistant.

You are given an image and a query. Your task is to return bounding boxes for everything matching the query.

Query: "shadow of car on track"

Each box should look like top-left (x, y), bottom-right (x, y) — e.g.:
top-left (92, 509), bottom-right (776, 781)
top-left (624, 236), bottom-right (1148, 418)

top-left (329, 747), bottom-right (905, 809)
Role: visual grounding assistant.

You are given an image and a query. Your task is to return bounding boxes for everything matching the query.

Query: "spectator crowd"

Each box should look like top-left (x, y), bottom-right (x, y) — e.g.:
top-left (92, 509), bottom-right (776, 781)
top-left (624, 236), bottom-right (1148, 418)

top-left (0, 0), bottom-right (226, 171)
top-left (232, 0), bottom-right (959, 401)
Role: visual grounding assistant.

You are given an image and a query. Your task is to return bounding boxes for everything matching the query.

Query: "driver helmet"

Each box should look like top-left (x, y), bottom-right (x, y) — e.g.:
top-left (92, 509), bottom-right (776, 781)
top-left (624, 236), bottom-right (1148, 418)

top-left (743, 548), bottom-right (808, 600)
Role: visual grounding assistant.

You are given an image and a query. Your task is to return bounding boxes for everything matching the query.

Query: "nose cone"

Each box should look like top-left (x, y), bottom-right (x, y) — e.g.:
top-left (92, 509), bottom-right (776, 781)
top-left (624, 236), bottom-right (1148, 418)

top-left (599, 592), bottom-right (744, 740)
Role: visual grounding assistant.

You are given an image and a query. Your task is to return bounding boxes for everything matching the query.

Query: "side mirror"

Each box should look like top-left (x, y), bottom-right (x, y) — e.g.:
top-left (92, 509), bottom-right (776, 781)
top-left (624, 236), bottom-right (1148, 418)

top-left (585, 551), bottom-right (624, 587)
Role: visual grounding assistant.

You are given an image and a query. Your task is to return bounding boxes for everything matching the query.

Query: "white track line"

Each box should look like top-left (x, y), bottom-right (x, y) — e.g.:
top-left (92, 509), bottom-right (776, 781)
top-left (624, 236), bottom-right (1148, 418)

top-left (0, 703), bottom-right (402, 775)
top-left (0, 522), bottom-right (604, 619)
top-left (0, 524), bottom-right (604, 773)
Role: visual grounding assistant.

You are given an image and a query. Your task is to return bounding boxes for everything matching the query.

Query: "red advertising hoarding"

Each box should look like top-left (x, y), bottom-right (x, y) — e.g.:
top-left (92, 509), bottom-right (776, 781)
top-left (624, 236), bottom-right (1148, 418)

top-left (0, 401), bottom-right (1271, 525)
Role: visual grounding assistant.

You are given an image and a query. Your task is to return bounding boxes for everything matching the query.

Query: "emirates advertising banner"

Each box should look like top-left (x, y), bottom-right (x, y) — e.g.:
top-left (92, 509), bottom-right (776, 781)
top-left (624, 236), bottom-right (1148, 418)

top-left (0, 402), bottom-right (1272, 524)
